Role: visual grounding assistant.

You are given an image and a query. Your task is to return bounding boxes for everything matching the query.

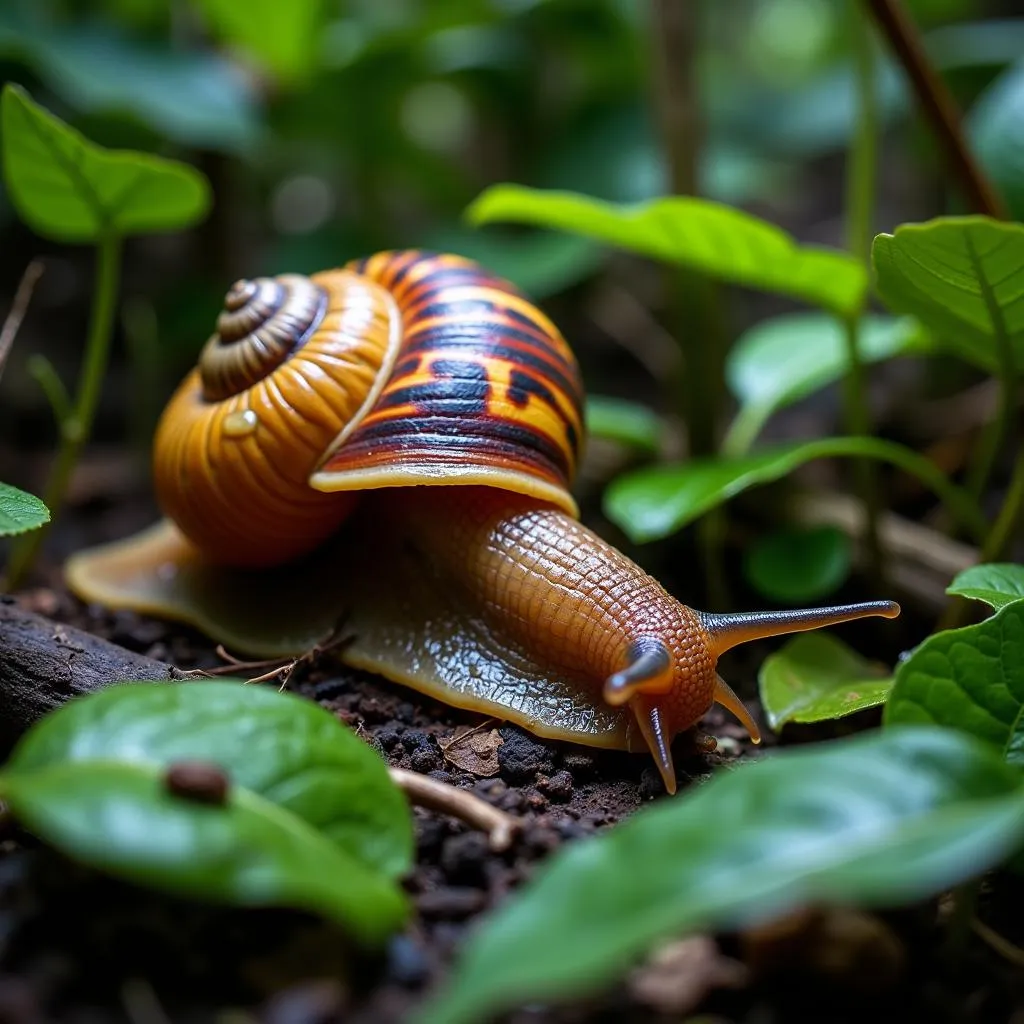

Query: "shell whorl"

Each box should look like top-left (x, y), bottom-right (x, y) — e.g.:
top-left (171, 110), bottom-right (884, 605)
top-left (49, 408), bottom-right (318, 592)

top-left (199, 274), bottom-right (326, 401)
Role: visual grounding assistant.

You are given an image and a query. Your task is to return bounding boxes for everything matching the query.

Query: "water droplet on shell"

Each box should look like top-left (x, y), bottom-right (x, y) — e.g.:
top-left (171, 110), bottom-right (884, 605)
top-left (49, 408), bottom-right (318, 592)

top-left (223, 409), bottom-right (258, 438)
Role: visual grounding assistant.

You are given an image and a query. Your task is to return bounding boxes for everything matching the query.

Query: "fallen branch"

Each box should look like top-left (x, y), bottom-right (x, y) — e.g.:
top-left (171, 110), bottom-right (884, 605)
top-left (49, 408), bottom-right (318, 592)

top-left (0, 598), bottom-right (521, 848)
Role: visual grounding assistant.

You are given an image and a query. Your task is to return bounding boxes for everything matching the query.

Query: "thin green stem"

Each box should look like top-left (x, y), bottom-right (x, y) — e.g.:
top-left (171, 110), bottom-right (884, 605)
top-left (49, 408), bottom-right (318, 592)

top-left (27, 354), bottom-right (73, 427)
top-left (721, 403), bottom-right (772, 459)
top-left (5, 233), bottom-right (122, 589)
top-left (980, 448), bottom-right (1024, 564)
top-left (843, 4), bottom-right (885, 587)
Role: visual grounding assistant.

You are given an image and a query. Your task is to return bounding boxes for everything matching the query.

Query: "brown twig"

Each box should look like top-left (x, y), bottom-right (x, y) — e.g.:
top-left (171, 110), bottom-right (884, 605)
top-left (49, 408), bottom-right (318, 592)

top-left (0, 261), bottom-right (44, 386)
top-left (389, 767), bottom-right (520, 852)
top-left (863, 0), bottom-right (1008, 218)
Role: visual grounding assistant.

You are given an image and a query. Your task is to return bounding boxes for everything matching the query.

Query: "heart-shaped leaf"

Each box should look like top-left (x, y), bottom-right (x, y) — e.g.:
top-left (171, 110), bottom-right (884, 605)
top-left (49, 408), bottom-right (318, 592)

top-left (585, 396), bottom-right (661, 454)
top-left (6, 680), bottom-right (413, 879)
top-left (946, 564), bottom-right (1024, 611)
top-left (885, 601), bottom-right (1024, 767)
top-left (0, 482), bottom-right (49, 536)
top-left (725, 313), bottom-right (930, 452)
top-left (744, 525), bottom-right (851, 603)
top-left (872, 217), bottom-right (1024, 373)
top-left (417, 728), bottom-right (1024, 1024)
top-left (0, 760), bottom-right (406, 946)
top-left (1, 84), bottom-right (211, 243)
top-left (603, 437), bottom-right (986, 544)
top-left (467, 185), bottom-right (866, 317)
top-left (759, 633), bottom-right (893, 730)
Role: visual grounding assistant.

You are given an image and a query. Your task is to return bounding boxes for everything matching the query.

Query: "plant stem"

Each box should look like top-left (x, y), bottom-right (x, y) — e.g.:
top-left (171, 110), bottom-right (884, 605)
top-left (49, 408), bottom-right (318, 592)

top-left (980, 448), bottom-right (1024, 564)
top-left (0, 260), bottom-right (43, 386)
top-left (863, 0), bottom-right (1008, 218)
top-left (843, 5), bottom-right (885, 587)
top-left (5, 233), bottom-right (122, 589)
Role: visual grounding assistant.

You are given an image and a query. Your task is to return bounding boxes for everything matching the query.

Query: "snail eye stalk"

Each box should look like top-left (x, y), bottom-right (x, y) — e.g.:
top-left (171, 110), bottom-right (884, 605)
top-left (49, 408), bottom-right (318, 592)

top-left (603, 638), bottom-right (673, 706)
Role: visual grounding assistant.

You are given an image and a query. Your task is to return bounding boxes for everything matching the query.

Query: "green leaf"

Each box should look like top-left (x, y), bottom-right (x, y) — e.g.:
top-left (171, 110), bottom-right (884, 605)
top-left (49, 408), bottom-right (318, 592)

top-left (872, 217), bottom-right (1024, 373)
top-left (6, 680), bottom-right (413, 879)
top-left (0, 16), bottom-right (262, 153)
top-left (1, 85), bottom-right (211, 243)
top-left (418, 728), bottom-right (1024, 1024)
top-left (0, 481), bottom-right (49, 536)
top-left (759, 633), bottom-right (893, 730)
top-left (725, 313), bottom-right (930, 451)
top-left (585, 396), bottom-right (661, 455)
top-left (744, 526), bottom-right (851, 604)
top-left (947, 564), bottom-right (1024, 611)
top-left (195, 0), bottom-right (324, 83)
top-left (885, 602), bottom-right (1024, 767)
top-left (467, 186), bottom-right (867, 317)
top-left (0, 760), bottom-right (406, 946)
top-left (969, 60), bottom-right (1024, 223)
top-left (603, 437), bottom-right (985, 544)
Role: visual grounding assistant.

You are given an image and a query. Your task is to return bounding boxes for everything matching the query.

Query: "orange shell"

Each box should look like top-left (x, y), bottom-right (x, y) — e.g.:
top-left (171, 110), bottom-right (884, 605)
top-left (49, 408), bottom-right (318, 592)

top-left (153, 270), bottom-right (401, 565)
top-left (153, 251), bottom-right (586, 568)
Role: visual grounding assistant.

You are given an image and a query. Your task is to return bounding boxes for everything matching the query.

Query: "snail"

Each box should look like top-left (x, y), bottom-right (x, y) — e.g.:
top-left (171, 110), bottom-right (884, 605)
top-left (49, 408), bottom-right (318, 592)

top-left (67, 250), bottom-right (899, 793)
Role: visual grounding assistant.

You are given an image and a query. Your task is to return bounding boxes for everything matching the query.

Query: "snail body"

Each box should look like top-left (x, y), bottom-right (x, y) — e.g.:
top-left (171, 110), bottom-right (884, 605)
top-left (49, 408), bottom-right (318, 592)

top-left (67, 251), bottom-right (898, 792)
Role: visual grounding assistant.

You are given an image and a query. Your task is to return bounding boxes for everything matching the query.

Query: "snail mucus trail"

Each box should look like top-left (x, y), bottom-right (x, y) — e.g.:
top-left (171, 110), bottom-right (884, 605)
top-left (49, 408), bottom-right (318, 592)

top-left (65, 251), bottom-right (900, 793)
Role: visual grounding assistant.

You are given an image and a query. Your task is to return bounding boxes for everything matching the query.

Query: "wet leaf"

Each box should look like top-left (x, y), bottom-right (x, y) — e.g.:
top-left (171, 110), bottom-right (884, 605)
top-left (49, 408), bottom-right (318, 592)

top-left (946, 564), bottom-right (1024, 611)
top-left (885, 601), bottom-right (1024, 767)
top-left (0, 760), bottom-right (406, 945)
top-left (969, 60), bottom-right (1024, 222)
top-left (759, 633), bottom-right (892, 730)
top-left (468, 186), bottom-right (866, 317)
top-left (6, 680), bottom-right (413, 878)
top-left (744, 526), bottom-right (851, 604)
top-left (585, 396), bottom-right (661, 455)
top-left (1, 84), bottom-right (210, 243)
top-left (0, 482), bottom-right (49, 536)
top-left (603, 436), bottom-right (979, 544)
top-left (872, 217), bottom-right (1024, 373)
top-left (418, 728), bottom-right (1024, 1024)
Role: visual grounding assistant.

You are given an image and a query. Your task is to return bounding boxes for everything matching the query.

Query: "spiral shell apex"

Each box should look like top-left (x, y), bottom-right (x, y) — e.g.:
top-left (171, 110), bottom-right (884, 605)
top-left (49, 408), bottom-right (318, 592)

top-left (153, 270), bottom-right (403, 567)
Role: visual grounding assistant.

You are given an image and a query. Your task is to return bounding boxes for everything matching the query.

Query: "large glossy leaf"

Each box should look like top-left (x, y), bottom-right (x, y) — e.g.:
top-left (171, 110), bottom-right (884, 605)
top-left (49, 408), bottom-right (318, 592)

top-left (467, 186), bottom-right (866, 317)
top-left (744, 525), bottom-right (851, 604)
top-left (969, 60), bottom-right (1024, 222)
top-left (759, 633), bottom-right (892, 730)
top-left (872, 217), bottom-right (1024, 373)
top-left (885, 602), bottom-right (1024, 767)
top-left (1, 85), bottom-right (211, 243)
top-left (0, 760), bottom-right (406, 946)
top-left (585, 396), bottom-right (661, 455)
top-left (946, 564), bottom-right (1024, 611)
top-left (603, 437), bottom-right (985, 544)
top-left (0, 482), bottom-right (49, 537)
top-left (6, 681), bottom-right (413, 879)
top-left (0, 16), bottom-right (261, 152)
top-left (418, 728), bottom-right (1024, 1024)
top-left (725, 313), bottom-right (930, 452)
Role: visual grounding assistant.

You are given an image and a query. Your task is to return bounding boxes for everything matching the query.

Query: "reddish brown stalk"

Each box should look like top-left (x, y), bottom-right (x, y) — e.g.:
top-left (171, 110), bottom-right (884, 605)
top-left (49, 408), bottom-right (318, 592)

top-left (863, 0), bottom-right (1008, 219)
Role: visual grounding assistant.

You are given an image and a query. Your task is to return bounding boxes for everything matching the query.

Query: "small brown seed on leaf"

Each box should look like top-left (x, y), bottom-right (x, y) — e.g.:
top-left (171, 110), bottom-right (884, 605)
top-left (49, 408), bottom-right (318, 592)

top-left (164, 760), bottom-right (230, 805)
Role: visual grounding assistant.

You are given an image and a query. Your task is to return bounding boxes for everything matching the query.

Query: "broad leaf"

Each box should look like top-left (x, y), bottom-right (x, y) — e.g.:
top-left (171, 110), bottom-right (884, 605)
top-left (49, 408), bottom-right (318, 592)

top-left (1, 85), bottom-right (211, 243)
top-left (585, 396), bottom-right (661, 455)
top-left (6, 680), bottom-right (413, 879)
top-left (947, 564), bottom-right (1024, 611)
top-left (196, 0), bottom-right (324, 82)
top-left (418, 728), bottom-right (1024, 1024)
top-left (468, 186), bottom-right (866, 317)
top-left (744, 526), bottom-right (851, 603)
top-left (872, 217), bottom-right (1024, 373)
top-left (759, 633), bottom-right (892, 730)
top-left (0, 760), bottom-right (406, 946)
top-left (885, 602), bottom-right (1024, 767)
top-left (0, 16), bottom-right (261, 153)
top-left (725, 313), bottom-right (930, 452)
top-left (603, 437), bottom-right (984, 544)
top-left (969, 60), bottom-right (1024, 222)
top-left (0, 482), bottom-right (49, 536)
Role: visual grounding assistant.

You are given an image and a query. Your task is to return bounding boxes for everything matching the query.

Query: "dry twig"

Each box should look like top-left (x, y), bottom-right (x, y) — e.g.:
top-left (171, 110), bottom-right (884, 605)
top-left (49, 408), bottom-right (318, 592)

top-left (0, 260), bottom-right (44, 386)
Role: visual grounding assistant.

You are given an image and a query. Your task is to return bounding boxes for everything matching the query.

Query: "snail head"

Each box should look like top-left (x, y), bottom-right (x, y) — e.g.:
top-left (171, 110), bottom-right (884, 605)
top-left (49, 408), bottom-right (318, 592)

top-left (602, 600), bottom-right (900, 794)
